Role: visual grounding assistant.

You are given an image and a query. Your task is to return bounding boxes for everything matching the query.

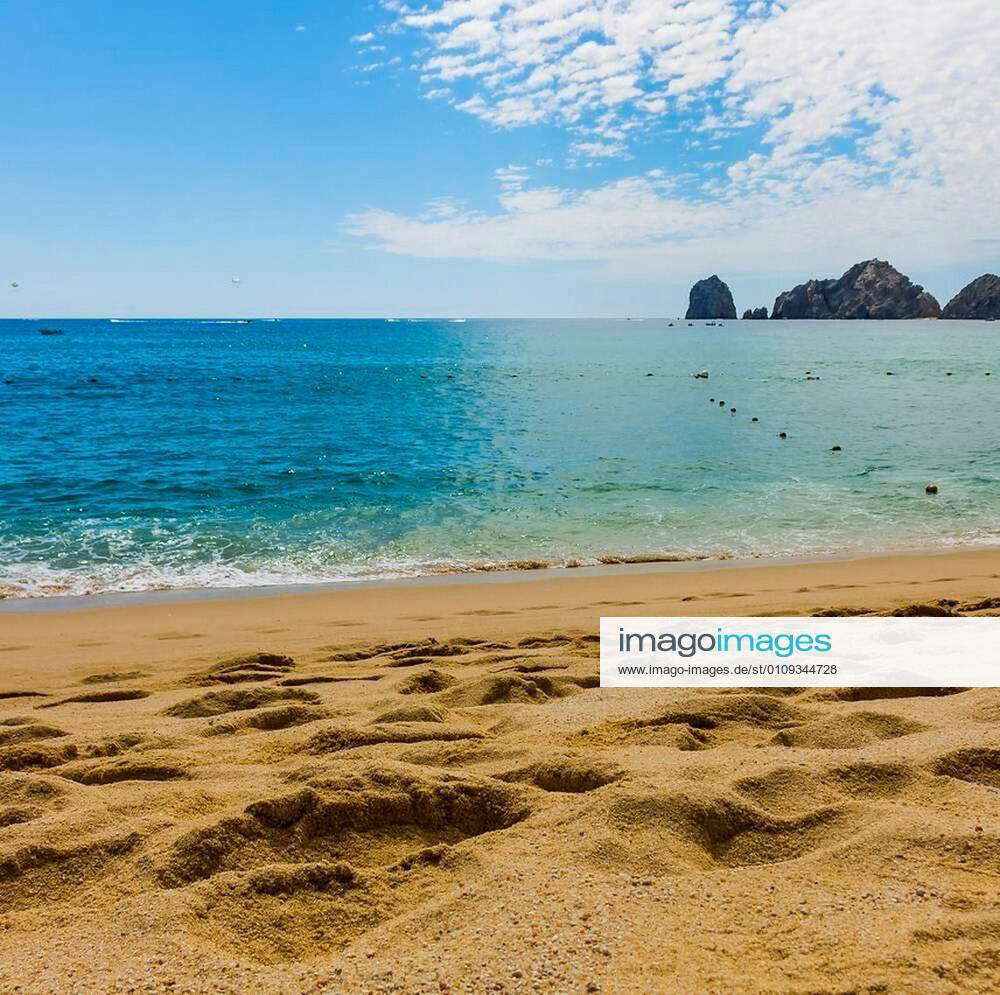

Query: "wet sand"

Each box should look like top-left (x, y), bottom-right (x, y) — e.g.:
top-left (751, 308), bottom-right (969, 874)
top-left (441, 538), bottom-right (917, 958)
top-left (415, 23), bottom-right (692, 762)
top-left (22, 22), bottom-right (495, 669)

top-left (1, 547), bottom-right (999, 992)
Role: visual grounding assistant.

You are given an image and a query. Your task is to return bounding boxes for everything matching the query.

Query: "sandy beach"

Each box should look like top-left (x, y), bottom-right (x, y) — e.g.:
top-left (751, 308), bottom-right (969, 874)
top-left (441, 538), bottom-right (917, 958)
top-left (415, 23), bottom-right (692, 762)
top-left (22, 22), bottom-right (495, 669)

top-left (1, 547), bottom-right (999, 993)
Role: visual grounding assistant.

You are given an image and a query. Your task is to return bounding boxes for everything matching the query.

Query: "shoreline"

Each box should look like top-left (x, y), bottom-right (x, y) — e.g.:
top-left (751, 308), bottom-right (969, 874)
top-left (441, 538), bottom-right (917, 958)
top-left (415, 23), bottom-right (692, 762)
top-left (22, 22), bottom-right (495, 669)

top-left (1, 547), bottom-right (998, 690)
top-left (3, 541), bottom-right (999, 615)
top-left (0, 543), bottom-right (1000, 615)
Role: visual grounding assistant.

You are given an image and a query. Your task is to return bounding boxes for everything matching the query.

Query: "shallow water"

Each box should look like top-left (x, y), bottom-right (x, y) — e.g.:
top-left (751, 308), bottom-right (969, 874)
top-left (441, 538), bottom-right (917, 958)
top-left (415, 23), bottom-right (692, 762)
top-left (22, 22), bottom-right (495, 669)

top-left (0, 317), bottom-right (997, 596)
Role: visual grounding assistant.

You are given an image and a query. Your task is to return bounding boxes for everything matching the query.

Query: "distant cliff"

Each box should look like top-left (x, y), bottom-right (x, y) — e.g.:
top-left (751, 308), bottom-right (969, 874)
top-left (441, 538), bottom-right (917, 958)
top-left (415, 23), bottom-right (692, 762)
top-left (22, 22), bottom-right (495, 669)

top-left (771, 260), bottom-right (941, 320)
top-left (942, 274), bottom-right (1000, 319)
top-left (686, 275), bottom-right (737, 319)
top-left (742, 307), bottom-right (768, 319)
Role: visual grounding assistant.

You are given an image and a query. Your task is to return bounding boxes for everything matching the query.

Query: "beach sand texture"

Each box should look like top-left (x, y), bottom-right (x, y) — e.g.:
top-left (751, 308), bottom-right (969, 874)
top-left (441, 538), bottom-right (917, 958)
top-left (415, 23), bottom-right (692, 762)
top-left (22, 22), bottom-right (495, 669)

top-left (0, 548), bottom-right (999, 993)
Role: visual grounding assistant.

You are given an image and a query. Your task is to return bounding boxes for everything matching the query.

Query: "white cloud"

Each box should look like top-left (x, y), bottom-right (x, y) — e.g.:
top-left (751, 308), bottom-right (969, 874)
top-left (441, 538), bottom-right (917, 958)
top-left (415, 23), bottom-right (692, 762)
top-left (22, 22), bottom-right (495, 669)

top-left (386, 0), bottom-right (737, 152)
top-left (570, 139), bottom-right (626, 159)
top-left (349, 0), bottom-right (1000, 278)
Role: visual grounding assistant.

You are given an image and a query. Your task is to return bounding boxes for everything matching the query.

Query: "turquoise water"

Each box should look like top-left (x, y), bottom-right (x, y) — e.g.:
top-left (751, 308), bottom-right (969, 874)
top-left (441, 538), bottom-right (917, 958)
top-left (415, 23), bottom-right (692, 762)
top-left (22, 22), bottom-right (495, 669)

top-left (0, 318), bottom-right (997, 597)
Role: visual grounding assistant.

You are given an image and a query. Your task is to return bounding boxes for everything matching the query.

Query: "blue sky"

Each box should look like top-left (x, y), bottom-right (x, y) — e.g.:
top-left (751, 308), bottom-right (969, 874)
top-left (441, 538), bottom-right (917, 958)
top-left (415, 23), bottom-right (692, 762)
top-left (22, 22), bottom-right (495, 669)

top-left (2, 0), bottom-right (997, 317)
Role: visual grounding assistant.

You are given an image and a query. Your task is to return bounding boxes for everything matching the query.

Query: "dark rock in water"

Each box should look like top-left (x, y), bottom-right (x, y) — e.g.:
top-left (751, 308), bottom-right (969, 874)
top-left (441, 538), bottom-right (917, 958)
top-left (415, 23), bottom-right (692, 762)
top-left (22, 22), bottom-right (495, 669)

top-left (741, 307), bottom-right (768, 320)
top-left (942, 274), bottom-right (1000, 319)
top-left (771, 259), bottom-right (941, 320)
top-left (686, 275), bottom-right (737, 320)
top-left (925, 484), bottom-right (938, 494)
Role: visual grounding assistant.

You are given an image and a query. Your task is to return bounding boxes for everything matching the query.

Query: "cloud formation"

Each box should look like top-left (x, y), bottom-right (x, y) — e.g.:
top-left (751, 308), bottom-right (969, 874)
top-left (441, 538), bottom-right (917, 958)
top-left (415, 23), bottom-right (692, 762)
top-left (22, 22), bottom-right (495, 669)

top-left (389, 0), bottom-right (739, 134)
top-left (349, 0), bottom-right (1000, 275)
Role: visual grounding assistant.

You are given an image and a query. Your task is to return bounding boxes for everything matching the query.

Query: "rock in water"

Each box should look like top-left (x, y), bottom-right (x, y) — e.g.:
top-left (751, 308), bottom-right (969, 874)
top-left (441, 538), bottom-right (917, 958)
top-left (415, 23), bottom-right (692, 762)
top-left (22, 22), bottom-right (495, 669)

top-left (942, 274), bottom-right (1000, 319)
top-left (741, 307), bottom-right (769, 319)
top-left (686, 276), bottom-right (737, 320)
top-left (770, 259), bottom-right (941, 320)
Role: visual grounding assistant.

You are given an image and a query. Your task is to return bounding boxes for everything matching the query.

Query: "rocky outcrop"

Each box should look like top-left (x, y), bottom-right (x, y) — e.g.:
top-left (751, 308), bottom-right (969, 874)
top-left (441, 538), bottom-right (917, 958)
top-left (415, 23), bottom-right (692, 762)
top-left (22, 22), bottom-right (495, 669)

top-left (771, 260), bottom-right (941, 320)
top-left (942, 274), bottom-right (1000, 319)
top-left (686, 276), bottom-right (737, 319)
top-left (742, 307), bottom-right (768, 319)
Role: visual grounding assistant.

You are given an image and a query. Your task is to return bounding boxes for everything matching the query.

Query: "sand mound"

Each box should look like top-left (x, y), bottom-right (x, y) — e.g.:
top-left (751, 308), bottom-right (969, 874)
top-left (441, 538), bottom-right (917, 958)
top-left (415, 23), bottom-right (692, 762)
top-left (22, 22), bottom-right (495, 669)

top-left (606, 786), bottom-right (856, 869)
top-left (57, 752), bottom-right (190, 785)
top-left (0, 721), bottom-right (67, 747)
top-left (395, 668), bottom-right (460, 695)
top-left (163, 686), bottom-right (319, 719)
top-left (773, 711), bottom-right (926, 749)
top-left (498, 754), bottom-right (625, 793)
top-left (816, 687), bottom-right (968, 702)
top-left (636, 694), bottom-right (804, 730)
top-left (887, 602), bottom-right (959, 617)
top-left (373, 704), bottom-right (450, 724)
top-left (305, 722), bottom-right (484, 754)
top-left (932, 747), bottom-right (1000, 789)
top-left (585, 694), bottom-right (805, 751)
top-left (497, 661), bottom-right (569, 673)
top-left (322, 640), bottom-right (432, 662)
top-left (0, 742), bottom-right (78, 772)
top-left (188, 653), bottom-right (295, 686)
top-left (201, 704), bottom-right (330, 736)
top-left (440, 673), bottom-right (597, 707)
top-left (736, 761), bottom-right (916, 813)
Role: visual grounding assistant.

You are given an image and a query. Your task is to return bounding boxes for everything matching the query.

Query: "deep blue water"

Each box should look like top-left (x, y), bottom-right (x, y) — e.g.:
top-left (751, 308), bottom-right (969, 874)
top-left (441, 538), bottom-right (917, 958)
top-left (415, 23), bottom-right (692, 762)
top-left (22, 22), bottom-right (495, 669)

top-left (0, 317), bottom-right (997, 596)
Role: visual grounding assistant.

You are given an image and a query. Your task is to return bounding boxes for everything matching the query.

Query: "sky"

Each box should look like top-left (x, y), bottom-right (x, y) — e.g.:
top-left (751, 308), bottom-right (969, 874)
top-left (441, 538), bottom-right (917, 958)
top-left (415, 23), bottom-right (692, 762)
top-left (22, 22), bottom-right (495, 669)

top-left (1, 0), bottom-right (998, 317)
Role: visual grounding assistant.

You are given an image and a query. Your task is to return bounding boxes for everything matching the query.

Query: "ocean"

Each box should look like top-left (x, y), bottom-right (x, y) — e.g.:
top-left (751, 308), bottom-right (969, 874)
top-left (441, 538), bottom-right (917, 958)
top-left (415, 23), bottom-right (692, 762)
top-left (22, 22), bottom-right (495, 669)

top-left (0, 317), bottom-right (997, 598)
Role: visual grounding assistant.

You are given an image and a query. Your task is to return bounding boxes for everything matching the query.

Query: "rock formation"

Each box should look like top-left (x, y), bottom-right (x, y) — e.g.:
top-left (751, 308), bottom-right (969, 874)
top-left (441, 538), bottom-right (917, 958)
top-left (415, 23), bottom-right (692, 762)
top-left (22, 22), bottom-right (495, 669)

top-left (942, 274), bottom-right (1000, 319)
top-left (686, 276), bottom-right (737, 319)
top-left (771, 260), bottom-right (941, 320)
top-left (741, 307), bottom-right (768, 319)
